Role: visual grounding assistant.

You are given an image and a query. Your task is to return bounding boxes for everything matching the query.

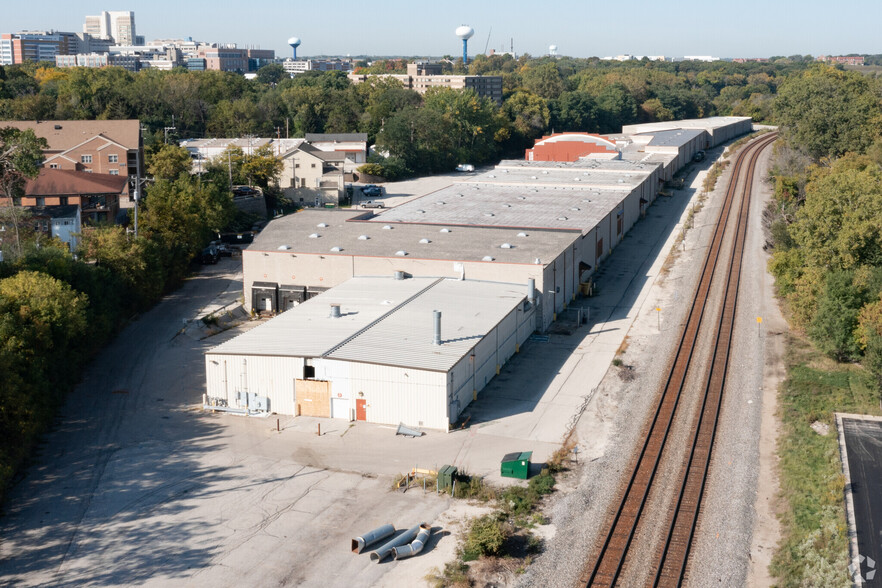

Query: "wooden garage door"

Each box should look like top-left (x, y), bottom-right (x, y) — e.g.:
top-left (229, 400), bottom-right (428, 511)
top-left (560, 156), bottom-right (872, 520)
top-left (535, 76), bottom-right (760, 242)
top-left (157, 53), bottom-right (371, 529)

top-left (295, 379), bottom-right (331, 418)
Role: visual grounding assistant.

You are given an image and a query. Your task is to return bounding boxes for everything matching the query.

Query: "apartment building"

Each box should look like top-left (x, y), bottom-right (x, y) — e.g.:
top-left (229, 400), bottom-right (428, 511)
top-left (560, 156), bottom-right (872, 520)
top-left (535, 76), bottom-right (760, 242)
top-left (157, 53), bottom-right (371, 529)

top-left (0, 120), bottom-right (143, 209)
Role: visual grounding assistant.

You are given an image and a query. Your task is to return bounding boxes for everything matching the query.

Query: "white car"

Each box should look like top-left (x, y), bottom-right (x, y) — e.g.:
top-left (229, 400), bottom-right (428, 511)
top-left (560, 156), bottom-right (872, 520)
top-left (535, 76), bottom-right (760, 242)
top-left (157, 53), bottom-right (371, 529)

top-left (456, 164), bottom-right (475, 172)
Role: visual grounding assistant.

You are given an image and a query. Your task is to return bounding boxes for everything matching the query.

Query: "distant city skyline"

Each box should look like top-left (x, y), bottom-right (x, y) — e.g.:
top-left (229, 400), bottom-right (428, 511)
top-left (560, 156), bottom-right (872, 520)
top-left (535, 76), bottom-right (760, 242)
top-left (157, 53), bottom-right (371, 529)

top-left (3, 0), bottom-right (881, 60)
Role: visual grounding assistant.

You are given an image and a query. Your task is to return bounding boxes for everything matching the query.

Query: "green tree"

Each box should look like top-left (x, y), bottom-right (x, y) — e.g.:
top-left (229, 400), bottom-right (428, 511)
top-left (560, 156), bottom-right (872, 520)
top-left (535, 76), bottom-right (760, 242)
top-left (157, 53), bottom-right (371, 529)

top-left (501, 91), bottom-right (551, 142)
top-left (0, 127), bottom-right (47, 259)
top-left (147, 144), bottom-right (193, 181)
top-left (551, 91), bottom-right (598, 130)
top-left (521, 62), bottom-right (566, 99)
top-left (774, 65), bottom-right (882, 159)
top-left (241, 144), bottom-right (283, 188)
top-left (256, 63), bottom-right (287, 86)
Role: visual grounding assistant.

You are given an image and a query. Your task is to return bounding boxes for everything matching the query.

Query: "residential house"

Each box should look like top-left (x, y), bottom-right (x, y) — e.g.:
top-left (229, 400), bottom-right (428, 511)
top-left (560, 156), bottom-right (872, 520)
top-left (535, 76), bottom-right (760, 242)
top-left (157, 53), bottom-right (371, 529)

top-left (29, 205), bottom-right (82, 250)
top-left (0, 119), bottom-right (143, 209)
top-left (304, 133), bottom-right (368, 174)
top-left (23, 168), bottom-right (128, 224)
top-left (278, 144), bottom-right (345, 206)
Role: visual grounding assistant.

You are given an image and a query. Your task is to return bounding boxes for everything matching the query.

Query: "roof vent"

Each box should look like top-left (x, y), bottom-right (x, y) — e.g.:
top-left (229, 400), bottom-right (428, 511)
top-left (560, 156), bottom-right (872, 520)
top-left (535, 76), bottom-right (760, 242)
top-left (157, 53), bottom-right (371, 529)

top-left (358, 235), bottom-right (369, 240)
top-left (419, 238), bottom-right (431, 244)
top-left (530, 176), bottom-right (538, 180)
top-left (570, 207), bottom-right (580, 211)
top-left (393, 271), bottom-right (405, 280)
top-left (574, 177), bottom-right (580, 181)
top-left (557, 216), bottom-right (568, 221)
top-left (277, 245), bottom-right (291, 250)
top-left (542, 171), bottom-right (549, 174)
top-left (330, 246), bottom-right (342, 252)
top-left (518, 196), bottom-right (526, 200)
top-left (382, 225), bottom-right (393, 230)
top-left (54, 125), bottom-right (62, 130)
top-left (582, 199), bottom-right (592, 203)
top-left (417, 209), bottom-right (425, 214)
top-left (502, 203), bottom-right (511, 208)
top-left (395, 250), bottom-right (408, 256)
top-left (317, 223), bottom-right (329, 228)
top-left (484, 212), bottom-right (495, 217)
top-left (618, 179), bottom-right (624, 183)
top-left (482, 255), bottom-right (494, 261)
top-left (534, 258), bottom-right (541, 264)
top-left (517, 232), bottom-right (528, 237)
top-left (330, 304), bottom-right (341, 318)
top-left (440, 228), bottom-right (451, 233)
top-left (500, 243), bottom-right (513, 249)
top-left (308, 233), bottom-right (320, 238)
top-left (488, 174), bottom-right (495, 178)
top-left (436, 201), bottom-right (445, 205)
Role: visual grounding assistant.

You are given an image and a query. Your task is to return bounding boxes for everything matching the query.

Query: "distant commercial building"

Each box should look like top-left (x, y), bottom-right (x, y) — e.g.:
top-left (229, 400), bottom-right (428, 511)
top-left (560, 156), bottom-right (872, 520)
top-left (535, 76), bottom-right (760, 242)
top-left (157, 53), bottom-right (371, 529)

top-left (83, 11), bottom-right (138, 46)
top-left (817, 55), bottom-right (865, 66)
top-left (348, 63), bottom-right (503, 104)
top-left (200, 45), bottom-right (247, 72)
top-left (281, 58), bottom-right (353, 76)
top-left (0, 31), bottom-right (71, 65)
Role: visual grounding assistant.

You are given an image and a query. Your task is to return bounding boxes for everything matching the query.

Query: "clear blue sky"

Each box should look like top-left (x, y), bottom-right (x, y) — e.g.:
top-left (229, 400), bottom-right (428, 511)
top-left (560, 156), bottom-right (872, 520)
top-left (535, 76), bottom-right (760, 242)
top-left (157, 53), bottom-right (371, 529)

top-left (4, 1), bottom-right (881, 59)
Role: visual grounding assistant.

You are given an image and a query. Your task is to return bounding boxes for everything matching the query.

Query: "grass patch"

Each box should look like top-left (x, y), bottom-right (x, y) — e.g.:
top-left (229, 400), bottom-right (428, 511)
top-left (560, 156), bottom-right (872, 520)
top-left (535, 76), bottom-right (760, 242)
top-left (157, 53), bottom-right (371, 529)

top-left (771, 333), bottom-right (881, 588)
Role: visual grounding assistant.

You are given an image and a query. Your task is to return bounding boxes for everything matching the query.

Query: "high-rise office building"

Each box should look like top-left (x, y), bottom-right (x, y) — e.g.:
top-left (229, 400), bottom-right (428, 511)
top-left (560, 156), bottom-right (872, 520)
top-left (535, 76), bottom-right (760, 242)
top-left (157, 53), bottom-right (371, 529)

top-left (83, 11), bottom-right (137, 45)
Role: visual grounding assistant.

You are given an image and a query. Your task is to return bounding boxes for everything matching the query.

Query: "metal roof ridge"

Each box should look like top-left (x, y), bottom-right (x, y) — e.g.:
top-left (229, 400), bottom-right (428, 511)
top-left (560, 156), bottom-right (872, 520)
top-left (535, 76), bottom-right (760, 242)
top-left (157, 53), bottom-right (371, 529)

top-left (320, 277), bottom-right (445, 357)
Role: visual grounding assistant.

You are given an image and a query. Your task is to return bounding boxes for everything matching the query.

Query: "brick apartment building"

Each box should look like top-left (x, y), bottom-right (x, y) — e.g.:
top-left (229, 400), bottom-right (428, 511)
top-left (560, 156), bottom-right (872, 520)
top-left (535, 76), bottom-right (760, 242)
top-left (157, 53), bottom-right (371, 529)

top-left (0, 119), bottom-right (142, 209)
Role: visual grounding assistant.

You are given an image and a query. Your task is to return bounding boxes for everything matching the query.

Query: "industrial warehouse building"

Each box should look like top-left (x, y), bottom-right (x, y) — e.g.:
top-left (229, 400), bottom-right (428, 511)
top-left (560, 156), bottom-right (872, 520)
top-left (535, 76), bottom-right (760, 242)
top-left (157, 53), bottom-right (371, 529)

top-left (209, 116), bottom-right (753, 425)
top-left (242, 156), bottom-right (662, 330)
top-left (205, 276), bottom-right (535, 430)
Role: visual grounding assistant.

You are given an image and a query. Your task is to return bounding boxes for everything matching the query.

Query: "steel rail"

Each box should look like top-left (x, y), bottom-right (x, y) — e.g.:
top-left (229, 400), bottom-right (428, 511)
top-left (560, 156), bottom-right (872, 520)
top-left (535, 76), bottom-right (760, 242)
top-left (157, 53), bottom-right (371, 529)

top-left (581, 132), bottom-right (777, 587)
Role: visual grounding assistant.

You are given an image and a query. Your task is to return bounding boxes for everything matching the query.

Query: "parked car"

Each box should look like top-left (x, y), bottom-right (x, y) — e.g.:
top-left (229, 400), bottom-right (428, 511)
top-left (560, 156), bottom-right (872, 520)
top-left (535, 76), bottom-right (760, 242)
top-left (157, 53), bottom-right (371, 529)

top-left (362, 185), bottom-right (382, 197)
top-left (361, 200), bottom-right (385, 209)
top-left (200, 244), bottom-right (220, 264)
top-left (456, 163), bottom-right (475, 172)
top-left (693, 150), bottom-right (705, 162)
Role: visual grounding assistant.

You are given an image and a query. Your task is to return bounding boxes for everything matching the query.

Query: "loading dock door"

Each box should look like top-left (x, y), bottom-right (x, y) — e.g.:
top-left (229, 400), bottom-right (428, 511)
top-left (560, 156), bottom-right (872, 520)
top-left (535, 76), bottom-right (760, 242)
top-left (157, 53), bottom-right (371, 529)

top-left (295, 379), bottom-right (331, 418)
top-left (356, 398), bottom-right (366, 421)
top-left (261, 295), bottom-right (273, 311)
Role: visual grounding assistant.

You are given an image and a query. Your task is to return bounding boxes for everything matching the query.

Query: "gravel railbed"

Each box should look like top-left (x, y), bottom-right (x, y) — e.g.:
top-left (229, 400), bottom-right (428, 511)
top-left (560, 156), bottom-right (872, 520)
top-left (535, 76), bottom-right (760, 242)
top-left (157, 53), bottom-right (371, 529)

top-left (685, 145), bottom-right (778, 587)
top-left (517, 145), bottom-right (734, 588)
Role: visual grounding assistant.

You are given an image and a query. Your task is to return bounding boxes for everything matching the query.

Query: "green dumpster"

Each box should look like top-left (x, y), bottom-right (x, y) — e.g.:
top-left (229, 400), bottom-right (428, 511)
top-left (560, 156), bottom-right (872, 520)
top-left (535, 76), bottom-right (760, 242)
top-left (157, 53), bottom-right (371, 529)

top-left (500, 451), bottom-right (532, 479)
top-left (438, 465), bottom-right (457, 490)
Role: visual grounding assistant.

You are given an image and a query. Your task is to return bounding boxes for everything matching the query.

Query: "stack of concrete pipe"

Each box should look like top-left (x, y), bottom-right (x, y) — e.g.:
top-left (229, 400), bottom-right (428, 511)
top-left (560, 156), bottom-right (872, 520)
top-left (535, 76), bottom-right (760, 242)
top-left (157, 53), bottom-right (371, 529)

top-left (351, 523), bottom-right (433, 563)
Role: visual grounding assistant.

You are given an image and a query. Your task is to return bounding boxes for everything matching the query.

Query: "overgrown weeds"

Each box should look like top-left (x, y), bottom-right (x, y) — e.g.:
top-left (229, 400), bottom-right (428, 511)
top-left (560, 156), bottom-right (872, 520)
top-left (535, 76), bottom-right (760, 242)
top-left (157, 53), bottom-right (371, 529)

top-left (771, 334), bottom-right (881, 587)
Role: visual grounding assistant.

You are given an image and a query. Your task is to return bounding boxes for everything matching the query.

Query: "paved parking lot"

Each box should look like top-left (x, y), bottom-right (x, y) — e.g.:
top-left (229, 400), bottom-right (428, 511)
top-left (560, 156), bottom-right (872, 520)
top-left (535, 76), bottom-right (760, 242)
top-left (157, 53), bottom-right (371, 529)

top-left (0, 160), bottom-right (701, 585)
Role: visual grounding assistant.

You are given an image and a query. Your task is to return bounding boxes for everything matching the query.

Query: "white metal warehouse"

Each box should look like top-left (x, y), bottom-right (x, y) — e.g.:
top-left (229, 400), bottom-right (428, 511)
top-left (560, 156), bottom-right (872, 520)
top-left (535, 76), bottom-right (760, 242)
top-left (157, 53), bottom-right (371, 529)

top-left (205, 276), bottom-right (535, 430)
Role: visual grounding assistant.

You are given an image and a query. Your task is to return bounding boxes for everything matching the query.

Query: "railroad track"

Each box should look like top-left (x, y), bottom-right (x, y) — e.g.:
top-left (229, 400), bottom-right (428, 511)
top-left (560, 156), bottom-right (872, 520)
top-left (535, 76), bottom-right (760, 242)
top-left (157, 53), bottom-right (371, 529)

top-left (581, 132), bottom-right (778, 588)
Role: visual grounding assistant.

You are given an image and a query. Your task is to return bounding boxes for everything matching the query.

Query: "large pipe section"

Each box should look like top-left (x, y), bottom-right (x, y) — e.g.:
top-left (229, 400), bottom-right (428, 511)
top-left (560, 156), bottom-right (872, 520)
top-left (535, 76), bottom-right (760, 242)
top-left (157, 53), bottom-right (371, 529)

top-left (351, 523), bottom-right (395, 554)
top-left (369, 524), bottom-right (422, 563)
top-left (392, 524), bottom-right (432, 560)
top-left (433, 310), bottom-right (441, 346)
top-left (527, 278), bottom-right (535, 304)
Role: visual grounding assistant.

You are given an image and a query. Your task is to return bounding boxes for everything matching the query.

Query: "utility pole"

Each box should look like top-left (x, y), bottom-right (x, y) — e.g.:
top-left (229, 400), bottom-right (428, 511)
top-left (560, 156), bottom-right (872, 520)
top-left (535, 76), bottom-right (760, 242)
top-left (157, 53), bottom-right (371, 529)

top-left (164, 126), bottom-right (176, 144)
top-left (227, 150), bottom-right (233, 187)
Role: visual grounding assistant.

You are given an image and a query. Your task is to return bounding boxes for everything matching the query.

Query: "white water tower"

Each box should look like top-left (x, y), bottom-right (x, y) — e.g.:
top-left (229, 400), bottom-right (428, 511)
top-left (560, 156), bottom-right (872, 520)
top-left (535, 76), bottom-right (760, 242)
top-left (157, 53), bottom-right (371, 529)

top-left (549, 44), bottom-right (558, 56)
top-left (288, 36), bottom-right (301, 59)
top-left (456, 25), bottom-right (475, 65)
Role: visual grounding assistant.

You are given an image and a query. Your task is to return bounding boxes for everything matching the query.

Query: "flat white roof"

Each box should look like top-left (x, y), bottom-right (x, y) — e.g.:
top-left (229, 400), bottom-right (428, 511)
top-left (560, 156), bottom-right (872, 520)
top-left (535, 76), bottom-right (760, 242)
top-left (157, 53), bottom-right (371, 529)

top-left (207, 276), bottom-right (527, 372)
top-left (465, 166), bottom-right (651, 190)
top-left (621, 116), bottom-right (751, 135)
top-left (373, 181), bottom-right (638, 234)
top-left (249, 209), bottom-right (577, 264)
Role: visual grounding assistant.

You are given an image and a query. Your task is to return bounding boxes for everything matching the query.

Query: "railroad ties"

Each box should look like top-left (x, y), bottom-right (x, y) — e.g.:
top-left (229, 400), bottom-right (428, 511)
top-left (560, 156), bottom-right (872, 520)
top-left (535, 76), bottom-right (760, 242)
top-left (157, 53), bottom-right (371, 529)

top-left (582, 132), bottom-right (778, 588)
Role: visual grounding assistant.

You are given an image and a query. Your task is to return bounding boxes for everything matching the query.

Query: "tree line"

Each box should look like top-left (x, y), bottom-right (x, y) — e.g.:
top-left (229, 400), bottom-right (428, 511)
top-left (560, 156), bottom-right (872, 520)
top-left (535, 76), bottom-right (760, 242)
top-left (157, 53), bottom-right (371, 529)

top-left (0, 57), bottom-right (806, 178)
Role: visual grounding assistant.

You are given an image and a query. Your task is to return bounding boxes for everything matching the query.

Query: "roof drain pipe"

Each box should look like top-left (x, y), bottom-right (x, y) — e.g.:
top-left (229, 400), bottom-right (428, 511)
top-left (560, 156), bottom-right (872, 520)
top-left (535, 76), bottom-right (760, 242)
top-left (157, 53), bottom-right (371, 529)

top-left (392, 523), bottom-right (432, 560)
top-left (369, 523), bottom-right (422, 563)
top-left (527, 278), bottom-right (536, 305)
top-left (351, 523), bottom-right (395, 554)
top-left (433, 310), bottom-right (442, 346)
top-left (330, 304), bottom-right (341, 318)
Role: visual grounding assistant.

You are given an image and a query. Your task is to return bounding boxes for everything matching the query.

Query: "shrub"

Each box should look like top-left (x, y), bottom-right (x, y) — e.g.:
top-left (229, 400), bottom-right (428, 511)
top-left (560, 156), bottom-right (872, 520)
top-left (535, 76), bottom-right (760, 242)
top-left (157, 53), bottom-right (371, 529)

top-left (463, 514), bottom-right (510, 560)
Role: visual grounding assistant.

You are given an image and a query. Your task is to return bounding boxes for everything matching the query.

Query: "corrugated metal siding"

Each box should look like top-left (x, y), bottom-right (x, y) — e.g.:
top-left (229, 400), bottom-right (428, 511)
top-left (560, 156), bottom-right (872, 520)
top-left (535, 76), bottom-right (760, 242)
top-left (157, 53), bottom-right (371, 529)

top-left (334, 360), bottom-right (448, 429)
top-left (205, 354), bottom-right (302, 415)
